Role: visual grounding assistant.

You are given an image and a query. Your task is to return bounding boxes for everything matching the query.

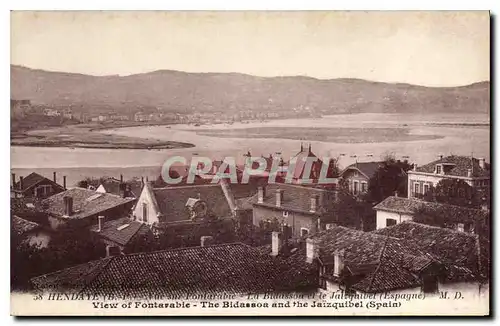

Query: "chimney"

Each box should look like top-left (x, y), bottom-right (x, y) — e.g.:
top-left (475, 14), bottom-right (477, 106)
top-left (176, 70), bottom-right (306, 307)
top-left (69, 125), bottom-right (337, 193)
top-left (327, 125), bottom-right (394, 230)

top-left (200, 236), bottom-right (214, 247)
top-left (271, 231), bottom-right (282, 256)
top-left (333, 250), bottom-right (345, 276)
top-left (395, 191), bottom-right (400, 198)
top-left (63, 176), bottom-right (67, 190)
top-left (276, 189), bottom-right (284, 207)
top-left (467, 168), bottom-right (472, 177)
top-left (53, 171), bottom-right (57, 183)
top-left (413, 163), bottom-right (418, 171)
top-left (141, 176), bottom-right (144, 186)
top-left (19, 176), bottom-right (24, 190)
top-left (11, 173), bottom-right (15, 189)
top-left (120, 174), bottom-right (123, 183)
top-left (310, 194), bottom-right (319, 213)
top-left (479, 158), bottom-right (485, 169)
top-left (439, 155), bottom-right (443, 160)
top-left (306, 238), bottom-right (318, 263)
top-left (63, 195), bottom-right (73, 216)
top-left (257, 186), bottom-right (265, 204)
top-left (97, 215), bottom-right (105, 232)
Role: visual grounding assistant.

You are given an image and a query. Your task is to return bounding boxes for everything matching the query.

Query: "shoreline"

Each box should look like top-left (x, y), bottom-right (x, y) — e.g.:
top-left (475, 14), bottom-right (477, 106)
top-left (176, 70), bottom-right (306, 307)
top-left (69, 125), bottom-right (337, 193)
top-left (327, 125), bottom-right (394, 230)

top-left (10, 140), bottom-right (195, 150)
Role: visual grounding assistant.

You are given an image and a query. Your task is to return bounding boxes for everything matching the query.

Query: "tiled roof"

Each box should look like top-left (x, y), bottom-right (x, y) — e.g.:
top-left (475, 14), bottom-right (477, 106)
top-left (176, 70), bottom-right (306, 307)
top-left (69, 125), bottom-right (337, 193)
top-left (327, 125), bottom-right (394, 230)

top-left (310, 225), bottom-right (430, 292)
top-left (152, 184), bottom-right (233, 222)
top-left (373, 222), bottom-right (483, 282)
top-left (89, 217), bottom-right (151, 247)
top-left (42, 188), bottom-right (136, 220)
top-left (31, 243), bottom-right (317, 298)
top-left (340, 161), bottom-right (382, 179)
top-left (13, 172), bottom-right (64, 192)
top-left (413, 155), bottom-right (490, 178)
top-left (373, 196), bottom-right (488, 223)
top-left (249, 183), bottom-right (337, 215)
top-left (12, 215), bottom-right (41, 236)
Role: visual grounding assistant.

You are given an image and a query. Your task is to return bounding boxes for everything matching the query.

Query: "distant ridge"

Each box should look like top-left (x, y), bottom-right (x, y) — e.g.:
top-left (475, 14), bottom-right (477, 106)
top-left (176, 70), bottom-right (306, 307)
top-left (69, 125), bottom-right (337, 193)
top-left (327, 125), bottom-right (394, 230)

top-left (10, 65), bottom-right (490, 115)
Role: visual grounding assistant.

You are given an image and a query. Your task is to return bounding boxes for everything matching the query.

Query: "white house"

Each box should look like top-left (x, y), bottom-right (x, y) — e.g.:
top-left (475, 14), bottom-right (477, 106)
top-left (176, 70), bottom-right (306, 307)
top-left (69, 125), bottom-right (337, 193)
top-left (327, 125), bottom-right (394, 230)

top-left (408, 155), bottom-right (490, 199)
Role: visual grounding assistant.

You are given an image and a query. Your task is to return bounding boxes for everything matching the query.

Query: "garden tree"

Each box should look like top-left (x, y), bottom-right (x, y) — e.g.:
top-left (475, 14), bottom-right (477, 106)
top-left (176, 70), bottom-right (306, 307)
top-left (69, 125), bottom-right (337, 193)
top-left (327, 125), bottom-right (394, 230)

top-left (333, 179), bottom-right (376, 231)
top-left (152, 169), bottom-right (181, 188)
top-left (46, 225), bottom-right (106, 271)
top-left (76, 177), bottom-right (103, 189)
top-left (433, 179), bottom-right (478, 208)
top-left (366, 156), bottom-right (412, 203)
top-left (11, 230), bottom-right (47, 291)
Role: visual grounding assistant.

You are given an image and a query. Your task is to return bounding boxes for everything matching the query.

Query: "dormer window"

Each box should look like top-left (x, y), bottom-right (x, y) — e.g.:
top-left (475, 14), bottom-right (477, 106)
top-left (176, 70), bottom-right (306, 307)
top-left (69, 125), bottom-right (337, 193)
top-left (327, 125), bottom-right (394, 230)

top-left (436, 165), bottom-right (442, 174)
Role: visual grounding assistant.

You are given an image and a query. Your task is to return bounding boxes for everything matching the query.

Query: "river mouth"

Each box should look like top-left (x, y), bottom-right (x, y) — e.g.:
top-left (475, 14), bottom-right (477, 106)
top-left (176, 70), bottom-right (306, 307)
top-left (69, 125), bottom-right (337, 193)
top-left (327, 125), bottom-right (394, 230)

top-left (194, 127), bottom-right (444, 143)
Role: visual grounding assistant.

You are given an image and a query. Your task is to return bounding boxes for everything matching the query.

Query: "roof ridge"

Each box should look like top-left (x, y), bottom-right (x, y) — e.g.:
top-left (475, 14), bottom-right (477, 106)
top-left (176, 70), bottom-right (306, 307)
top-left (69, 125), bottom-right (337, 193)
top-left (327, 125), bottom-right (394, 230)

top-left (117, 242), bottom-right (250, 258)
top-left (404, 221), bottom-right (478, 238)
top-left (153, 183), bottom-right (222, 190)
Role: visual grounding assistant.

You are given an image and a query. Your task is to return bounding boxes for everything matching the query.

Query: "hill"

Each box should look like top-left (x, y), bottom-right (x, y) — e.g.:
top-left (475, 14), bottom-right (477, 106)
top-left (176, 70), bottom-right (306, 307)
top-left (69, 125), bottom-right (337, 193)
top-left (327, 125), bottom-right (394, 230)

top-left (10, 65), bottom-right (490, 115)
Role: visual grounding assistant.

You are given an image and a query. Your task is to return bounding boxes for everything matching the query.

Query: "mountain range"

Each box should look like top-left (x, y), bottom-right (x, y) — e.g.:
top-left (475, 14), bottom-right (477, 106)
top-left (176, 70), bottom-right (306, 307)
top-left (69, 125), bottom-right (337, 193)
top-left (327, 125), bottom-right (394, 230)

top-left (11, 65), bottom-right (490, 115)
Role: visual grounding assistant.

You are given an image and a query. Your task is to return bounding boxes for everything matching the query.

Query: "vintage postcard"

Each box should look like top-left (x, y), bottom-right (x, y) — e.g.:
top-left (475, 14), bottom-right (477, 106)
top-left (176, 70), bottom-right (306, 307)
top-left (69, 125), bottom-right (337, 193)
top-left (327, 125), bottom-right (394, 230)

top-left (10, 11), bottom-right (490, 316)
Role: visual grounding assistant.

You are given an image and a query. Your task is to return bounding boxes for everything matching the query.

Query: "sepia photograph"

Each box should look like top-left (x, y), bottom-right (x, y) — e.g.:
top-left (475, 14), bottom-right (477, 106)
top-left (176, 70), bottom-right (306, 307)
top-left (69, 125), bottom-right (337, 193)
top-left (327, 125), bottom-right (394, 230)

top-left (9, 10), bottom-right (490, 316)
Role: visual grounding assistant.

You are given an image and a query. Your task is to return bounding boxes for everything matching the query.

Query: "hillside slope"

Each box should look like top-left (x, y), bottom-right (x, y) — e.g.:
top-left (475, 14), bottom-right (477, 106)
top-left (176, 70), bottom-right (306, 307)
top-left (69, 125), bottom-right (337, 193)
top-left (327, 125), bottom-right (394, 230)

top-left (11, 65), bottom-right (490, 114)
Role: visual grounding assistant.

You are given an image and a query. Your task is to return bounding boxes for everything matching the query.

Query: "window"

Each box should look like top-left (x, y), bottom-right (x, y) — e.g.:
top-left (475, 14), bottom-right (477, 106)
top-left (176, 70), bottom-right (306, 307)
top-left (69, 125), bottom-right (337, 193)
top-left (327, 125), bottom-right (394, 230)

top-left (35, 185), bottom-right (52, 197)
top-left (361, 182), bottom-right (367, 193)
top-left (142, 203), bottom-right (148, 222)
top-left (386, 218), bottom-right (397, 227)
top-left (300, 228), bottom-right (310, 237)
top-left (457, 223), bottom-right (465, 232)
top-left (423, 184), bottom-right (429, 194)
top-left (414, 183), bottom-right (420, 195)
top-left (436, 165), bottom-right (442, 174)
top-left (353, 181), bottom-right (359, 195)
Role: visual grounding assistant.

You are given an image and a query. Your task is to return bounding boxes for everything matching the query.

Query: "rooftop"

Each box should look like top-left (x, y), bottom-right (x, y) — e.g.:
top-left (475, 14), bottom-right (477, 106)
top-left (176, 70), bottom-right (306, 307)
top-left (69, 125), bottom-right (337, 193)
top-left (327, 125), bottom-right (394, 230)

top-left (12, 215), bottom-right (41, 236)
top-left (13, 172), bottom-right (64, 193)
top-left (413, 155), bottom-right (490, 178)
top-left (31, 243), bottom-right (317, 298)
top-left (340, 161), bottom-right (383, 180)
top-left (310, 222), bottom-right (483, 292)
top-left (89, 217), bottom-right (151, 247)
top-left (373, 196), bottom-right (488, 223)
top-left (42, 188), bottom-right (136, 220)
top-left (249, 183), bottom-right (337, 215)
top-left (150, 183), bottom-right (233, 222)
top-left (373, 221), bottom-right (485, 282)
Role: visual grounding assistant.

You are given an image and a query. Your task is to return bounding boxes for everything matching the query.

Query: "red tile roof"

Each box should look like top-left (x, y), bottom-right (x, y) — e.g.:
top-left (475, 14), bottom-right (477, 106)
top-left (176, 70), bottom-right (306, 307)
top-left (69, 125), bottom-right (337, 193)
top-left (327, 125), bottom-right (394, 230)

top-left (12, 215), bottom-right (41, 236)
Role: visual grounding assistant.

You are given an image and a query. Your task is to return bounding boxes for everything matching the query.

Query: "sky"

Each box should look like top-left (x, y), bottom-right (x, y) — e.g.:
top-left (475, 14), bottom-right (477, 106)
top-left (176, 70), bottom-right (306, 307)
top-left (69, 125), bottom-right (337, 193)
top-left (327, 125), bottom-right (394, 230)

top-left (11, 11), bottom-right (490, 86)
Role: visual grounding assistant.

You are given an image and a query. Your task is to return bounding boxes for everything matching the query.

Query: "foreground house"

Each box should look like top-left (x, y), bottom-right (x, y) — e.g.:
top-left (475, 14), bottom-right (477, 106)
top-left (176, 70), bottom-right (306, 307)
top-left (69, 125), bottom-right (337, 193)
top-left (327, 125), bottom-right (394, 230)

top-left (308, 222), bottom-right (487, 294)
top-left (243, 183), bottom-right (338, 237)
top-left (373, 196), bottom-right (489, 232)
top-left (42, 188), bottom-right (136, 230)
top-left (408, 155), bottom-right (490, 199)
top-left (30, 240), bottom-right (317, 298)
top-left (11, 172), bottom-right (65, 199)
top-left (89, 216), bottom-right (153, 256)
top-left (132, 182), bottom-right (239, 225)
